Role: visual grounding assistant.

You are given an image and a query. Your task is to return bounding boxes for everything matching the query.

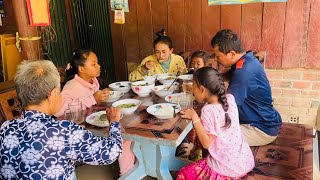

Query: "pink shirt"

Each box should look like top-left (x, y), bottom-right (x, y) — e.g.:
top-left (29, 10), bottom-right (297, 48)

top-left (55, 75), bottom-right (100, 117)
top-left (201, 94), bottom-right (254, 177)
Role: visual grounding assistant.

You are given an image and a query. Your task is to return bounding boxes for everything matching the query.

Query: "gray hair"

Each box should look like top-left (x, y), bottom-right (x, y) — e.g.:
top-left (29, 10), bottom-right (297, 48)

top-left (15, 60), bottom-right (60, 108)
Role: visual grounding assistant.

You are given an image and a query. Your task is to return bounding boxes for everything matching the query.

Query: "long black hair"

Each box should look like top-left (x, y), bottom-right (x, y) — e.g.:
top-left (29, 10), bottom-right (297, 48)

top-left (153, 29), bottom-right (173, 49)
top-left (193, 67), bottom-right (231, 128)
top-left (65, 48), bottom-right (93, 81)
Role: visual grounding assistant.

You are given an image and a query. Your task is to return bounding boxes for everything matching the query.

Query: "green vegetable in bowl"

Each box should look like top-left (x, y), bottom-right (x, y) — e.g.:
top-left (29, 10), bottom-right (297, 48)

top-left (137, 83), bottom-right (149, 86)
top-left (165, 77), bottom-right (174, 80)
top-left (117, 103), bottom-right (136, 108)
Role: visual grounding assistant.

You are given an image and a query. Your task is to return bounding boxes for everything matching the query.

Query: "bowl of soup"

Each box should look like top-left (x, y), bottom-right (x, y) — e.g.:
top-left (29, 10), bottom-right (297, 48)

top-left (106, 91), bottom-right (124, 103)
top-left (143, 75), bottom-right (157, 84)
top-left (109, 81), bottom-right (131, 93)
top-left (157, 75), bottom-right (176, 85)
top-left (112, 99), bottom-right (141, 115)
top-left (152, 82), bottom-right (179, 97)
top-left (131, 80), bottom-right (155, 97)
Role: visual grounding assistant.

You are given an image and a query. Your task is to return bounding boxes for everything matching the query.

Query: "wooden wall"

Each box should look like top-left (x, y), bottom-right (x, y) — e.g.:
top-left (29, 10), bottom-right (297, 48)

top-left (0, 0), bottom-right (17, 34)
top-left (108, 0), bottom-right (320, 80)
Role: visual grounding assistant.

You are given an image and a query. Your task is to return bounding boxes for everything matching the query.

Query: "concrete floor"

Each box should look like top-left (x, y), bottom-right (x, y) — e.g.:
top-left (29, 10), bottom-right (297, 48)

top-left (75, 162), bottom-right (177, 180)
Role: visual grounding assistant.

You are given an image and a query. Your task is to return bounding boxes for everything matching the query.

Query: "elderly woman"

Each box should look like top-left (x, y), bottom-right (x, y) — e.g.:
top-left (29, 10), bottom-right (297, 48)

top-left (0, 60), bottom-right (122, 179)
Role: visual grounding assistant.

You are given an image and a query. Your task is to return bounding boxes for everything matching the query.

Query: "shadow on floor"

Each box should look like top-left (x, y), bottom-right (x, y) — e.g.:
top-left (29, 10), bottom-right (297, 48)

top-left (75, 162), bottom-right (178, 180)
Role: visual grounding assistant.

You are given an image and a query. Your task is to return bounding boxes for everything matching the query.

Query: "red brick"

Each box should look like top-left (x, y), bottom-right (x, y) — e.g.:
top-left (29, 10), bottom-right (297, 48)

top-left (282, 89), bottom-right (301, 97)
top-left (266, 71), bottom-right (283, 80)
top-left (308, 108), bottom-right (319, 116)
top-left (273, 97), bottom-right (292, 106)
top-left (289, 107), bottom-right (308, 115)
top-left (271, 88), bottom-right (282, 97)
top-left (303, 72), bottom-right (320, 81)
top-left (283, 71), bottom-right (302, 80)
top-left (312, 82), bottom-right (320, 90)
top-left (301, 90), bottom-right (320, 98)
top-left (298, 115), bottom-right (317, 126)
top-left (291, 98), bottom-right (311, 107)
top-left (274, 105), bottom-right (289, 114)
top-left (273, 80), bottom-right (292, 88)
top-left (292, 81), bottom-right (311, 89)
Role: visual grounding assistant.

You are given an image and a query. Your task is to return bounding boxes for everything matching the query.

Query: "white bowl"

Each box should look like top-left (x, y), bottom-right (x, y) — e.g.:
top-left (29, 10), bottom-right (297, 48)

top-left (178, 74), bottom-right (193, 81)
top-left (112, 99), bottom-right (141, 115)
top-left (152, 82), bottom-right (179, 98)
top-left (147, 103), bottom-right (181, 119)
top-left (164, 93), bottom-right (195, 104)
top-left (109, 81), bottom-right (131, 93)
top-left (144, 75), bottom-right (157, 84)
top-left (157, 75), bottom-right (176, 85)
top-left (157, 73), bottom-right (174, 78)
top-left (106, 91), bottom-right (124, 102)
top-left (131, 80), bottom-right (155, 97)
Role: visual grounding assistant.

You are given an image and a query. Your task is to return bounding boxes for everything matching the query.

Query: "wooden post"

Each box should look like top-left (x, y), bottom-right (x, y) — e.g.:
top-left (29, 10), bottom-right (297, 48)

top-left (12, 0), bottom-right (42, 60)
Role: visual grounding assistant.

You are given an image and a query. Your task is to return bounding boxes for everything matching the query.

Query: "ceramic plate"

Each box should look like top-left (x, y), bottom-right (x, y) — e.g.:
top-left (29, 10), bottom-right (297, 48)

top-left (86, 111), bottom-right (109, 127)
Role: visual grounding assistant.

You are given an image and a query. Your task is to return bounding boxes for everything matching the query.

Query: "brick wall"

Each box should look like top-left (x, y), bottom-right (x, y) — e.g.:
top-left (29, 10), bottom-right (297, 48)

top-left (266, 68), bottom-right (320, 128)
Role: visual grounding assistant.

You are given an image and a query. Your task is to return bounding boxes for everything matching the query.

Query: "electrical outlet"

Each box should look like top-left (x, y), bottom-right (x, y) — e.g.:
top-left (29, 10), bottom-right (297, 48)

top-left (288, 116), bottom-right (299, 124)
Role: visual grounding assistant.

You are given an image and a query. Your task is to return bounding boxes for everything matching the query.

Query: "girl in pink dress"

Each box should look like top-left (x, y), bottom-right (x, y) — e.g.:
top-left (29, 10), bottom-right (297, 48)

top-left (178, 67), bottom-right (254, 179)
top-left (55, 49), bottom-right (135, 176)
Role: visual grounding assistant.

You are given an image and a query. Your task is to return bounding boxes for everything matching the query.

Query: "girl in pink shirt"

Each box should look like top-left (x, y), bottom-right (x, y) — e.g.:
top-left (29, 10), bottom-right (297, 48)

top-left (55, 49), bottom-right (135, 176)
top-left (178, 67), bottom-right (254, 179)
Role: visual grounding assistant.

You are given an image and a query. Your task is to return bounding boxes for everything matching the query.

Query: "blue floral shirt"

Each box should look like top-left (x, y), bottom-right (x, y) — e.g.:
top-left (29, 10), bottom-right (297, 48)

top-left (0, 110), bottom-right (122, 180)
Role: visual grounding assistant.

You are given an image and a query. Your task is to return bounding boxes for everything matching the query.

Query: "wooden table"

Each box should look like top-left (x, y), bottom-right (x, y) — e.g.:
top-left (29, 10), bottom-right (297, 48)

top-left (85, 92), bottom-right (193, 180)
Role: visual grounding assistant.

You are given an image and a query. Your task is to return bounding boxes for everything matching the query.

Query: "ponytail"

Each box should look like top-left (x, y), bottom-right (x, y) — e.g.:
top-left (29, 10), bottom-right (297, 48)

top-left (153, 28), bottom-right (173, 49)
top-left (217, 76), bottom-right (231, 128)
top-left (65, 48), bottom-right (92, 82)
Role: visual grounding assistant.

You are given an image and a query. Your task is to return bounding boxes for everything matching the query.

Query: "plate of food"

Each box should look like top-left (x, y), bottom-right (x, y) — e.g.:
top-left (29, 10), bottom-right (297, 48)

top-left (147, 103), bottom-right (181, 119)
top-left (86, 111), bottom-right (124, 127)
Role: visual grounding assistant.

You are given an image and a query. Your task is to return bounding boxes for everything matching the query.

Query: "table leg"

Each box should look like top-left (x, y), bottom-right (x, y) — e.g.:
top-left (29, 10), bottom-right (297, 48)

top-left (118, 141), bottom-right (147, 180)
top-left (156, 145), bottom-right (191, 180)
top-left (119, 142), bottom-right (191, 180)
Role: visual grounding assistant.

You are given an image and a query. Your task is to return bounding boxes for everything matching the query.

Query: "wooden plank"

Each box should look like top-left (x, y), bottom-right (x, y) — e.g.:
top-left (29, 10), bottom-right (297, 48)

top-left (306, 0), bottom-right (320, 68)
top-left (282, 0), bottom-right (311, 68)
top-left (124, 0), bottom-right (140, 63)
top-left (168, 0), bottom-right (185, 54)
top-left (202, 0), bottom-right (220, 52)
top-left (185, 0), bottom-right (202, 51)
top-left (136, 0), bottom-right (153, 60)
top-left (108, 2), bottom-right (127, 81)
top-left (221, 5), bottom-right (241, 37)
top-left (151, 0), bottom-right (168, 39)
top-left (241, 3), bottom-right (263, 51)
top-left (260, 2), bottom-right (286, 68)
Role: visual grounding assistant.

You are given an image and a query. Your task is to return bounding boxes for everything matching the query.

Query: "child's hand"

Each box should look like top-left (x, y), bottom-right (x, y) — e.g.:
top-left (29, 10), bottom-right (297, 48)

top-left (180, 108), bottom-right (198, 120)
top-left (94, 90), bottom-right (109, 103)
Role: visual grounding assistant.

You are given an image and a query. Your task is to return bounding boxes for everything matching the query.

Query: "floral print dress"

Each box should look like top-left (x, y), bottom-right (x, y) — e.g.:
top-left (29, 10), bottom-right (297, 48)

top-left (0, 110), bottom-right (122, 180)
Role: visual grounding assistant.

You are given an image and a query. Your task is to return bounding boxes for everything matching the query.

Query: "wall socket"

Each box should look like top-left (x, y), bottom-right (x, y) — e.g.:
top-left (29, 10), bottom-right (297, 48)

top-left (288, 116), bottom-right (299, 124)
